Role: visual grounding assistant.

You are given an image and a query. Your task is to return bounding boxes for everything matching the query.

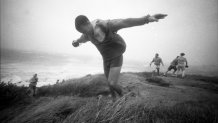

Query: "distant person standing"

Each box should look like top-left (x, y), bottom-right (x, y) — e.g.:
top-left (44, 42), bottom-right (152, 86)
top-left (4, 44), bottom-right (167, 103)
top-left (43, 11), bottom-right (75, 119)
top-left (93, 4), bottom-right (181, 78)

top-left (28, 74), bottom-right (38, 97)
top-left (164, 56), bottom-right (179, 76)
top-left (150, 53), bottom-right (164, 76)
top-left (176, 53), bottom-right (188, 78)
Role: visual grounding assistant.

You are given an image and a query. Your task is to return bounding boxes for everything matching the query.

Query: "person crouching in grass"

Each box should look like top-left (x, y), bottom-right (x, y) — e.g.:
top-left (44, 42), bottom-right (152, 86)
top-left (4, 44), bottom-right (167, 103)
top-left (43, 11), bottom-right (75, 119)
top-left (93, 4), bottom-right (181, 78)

top-left (72, 14), bottom-right (167, 101)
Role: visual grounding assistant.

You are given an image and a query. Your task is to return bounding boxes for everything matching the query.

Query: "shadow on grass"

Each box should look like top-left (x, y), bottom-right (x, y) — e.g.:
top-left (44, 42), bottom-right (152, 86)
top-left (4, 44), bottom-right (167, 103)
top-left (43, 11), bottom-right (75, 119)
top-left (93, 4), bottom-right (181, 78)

top-left (146, 76), bottom-right (171, 87)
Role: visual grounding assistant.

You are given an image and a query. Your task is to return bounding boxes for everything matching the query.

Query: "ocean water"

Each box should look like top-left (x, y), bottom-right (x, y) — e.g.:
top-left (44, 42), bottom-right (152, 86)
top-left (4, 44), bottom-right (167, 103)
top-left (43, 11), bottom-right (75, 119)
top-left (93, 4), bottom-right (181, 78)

top-left (0, 49), bottom-right (144, 86)
top-left (1, 49), bottom-right (218, 87)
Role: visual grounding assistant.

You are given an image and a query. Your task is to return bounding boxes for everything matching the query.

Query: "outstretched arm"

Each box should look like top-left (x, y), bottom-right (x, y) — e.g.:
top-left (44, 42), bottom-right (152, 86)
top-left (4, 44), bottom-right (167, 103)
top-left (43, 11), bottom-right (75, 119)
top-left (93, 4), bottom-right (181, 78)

top-left (72, 34), bottom-right (89, 47)
top-left (109, 14), bottom-right (167, 32)
top-left (161, 59), bottom-right (164, 66)
top-left (150, 59), bottom-right (154, 66)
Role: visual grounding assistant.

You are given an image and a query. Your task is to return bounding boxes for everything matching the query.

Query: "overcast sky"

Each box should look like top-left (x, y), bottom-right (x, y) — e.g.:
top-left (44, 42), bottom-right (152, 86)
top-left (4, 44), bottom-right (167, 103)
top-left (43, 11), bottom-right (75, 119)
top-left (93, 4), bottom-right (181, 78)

top-left (1, 0), bottom-right (218, 66)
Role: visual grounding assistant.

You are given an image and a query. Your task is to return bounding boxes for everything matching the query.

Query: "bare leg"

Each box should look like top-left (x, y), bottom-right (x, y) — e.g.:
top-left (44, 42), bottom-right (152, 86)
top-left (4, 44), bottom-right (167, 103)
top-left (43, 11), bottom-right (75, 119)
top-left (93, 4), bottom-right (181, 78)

top-left (157, 68), bottom-right (160, 76)
top-left (164, 70), bottom-right (169, 76)
top-left (152, 67), bottom-right (156, 77)
top-left (33, 87), bottom-right (36, 96)
top-left (173, 67), bottom-right (177, 75)
top-left (182, 70), bottom-right (185, 78)
top-left (152, 70), bottom-right (155, 77)
top-left (29, 87), bottom-right (34, 97)
top-left (108, 66), bottom-right (123, 98)
top-left (176, 69), bottom-right (179, 77)
top-left (165, 70), bottom-right (169, 74)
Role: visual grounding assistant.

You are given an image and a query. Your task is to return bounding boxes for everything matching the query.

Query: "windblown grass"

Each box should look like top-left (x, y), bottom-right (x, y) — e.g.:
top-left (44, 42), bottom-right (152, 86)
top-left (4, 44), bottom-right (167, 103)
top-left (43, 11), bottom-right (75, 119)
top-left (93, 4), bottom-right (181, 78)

top-left (37, 74), bottom-right (110, 97)
top-left (1, 72), bottom-right (218, 123)
top-left (6, 95), bottom-right (218, 123)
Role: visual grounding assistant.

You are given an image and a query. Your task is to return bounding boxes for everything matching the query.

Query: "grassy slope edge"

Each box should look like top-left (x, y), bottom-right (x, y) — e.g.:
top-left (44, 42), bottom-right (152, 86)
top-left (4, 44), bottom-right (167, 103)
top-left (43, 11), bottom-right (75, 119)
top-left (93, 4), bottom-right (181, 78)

top-left (0, 72), bottom-right (218, 123)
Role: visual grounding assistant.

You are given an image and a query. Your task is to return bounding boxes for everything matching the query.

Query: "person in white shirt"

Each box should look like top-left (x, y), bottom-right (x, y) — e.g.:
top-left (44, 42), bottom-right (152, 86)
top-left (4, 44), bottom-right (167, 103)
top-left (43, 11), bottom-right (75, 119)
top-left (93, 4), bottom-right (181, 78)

top-left (176, 53), bottom-right (189, 78)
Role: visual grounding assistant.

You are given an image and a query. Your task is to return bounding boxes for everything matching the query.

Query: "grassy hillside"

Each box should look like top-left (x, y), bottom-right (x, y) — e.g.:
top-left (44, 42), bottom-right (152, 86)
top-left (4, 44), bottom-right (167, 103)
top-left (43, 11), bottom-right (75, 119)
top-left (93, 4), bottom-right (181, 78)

top-left (1, 72), bottom-right (218, 123)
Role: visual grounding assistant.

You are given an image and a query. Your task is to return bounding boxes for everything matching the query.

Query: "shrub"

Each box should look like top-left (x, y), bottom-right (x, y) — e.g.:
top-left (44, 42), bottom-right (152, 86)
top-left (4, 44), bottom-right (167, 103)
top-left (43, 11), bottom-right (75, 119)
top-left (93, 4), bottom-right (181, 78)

top-left (0, 82), bottom-right (30, 110)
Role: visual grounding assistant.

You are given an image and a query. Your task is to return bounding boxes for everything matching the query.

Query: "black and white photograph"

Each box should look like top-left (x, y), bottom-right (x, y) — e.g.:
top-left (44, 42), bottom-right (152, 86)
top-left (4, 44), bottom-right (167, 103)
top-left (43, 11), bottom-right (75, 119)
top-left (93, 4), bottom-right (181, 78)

top-left (0, 0), bottom-right (218, 122)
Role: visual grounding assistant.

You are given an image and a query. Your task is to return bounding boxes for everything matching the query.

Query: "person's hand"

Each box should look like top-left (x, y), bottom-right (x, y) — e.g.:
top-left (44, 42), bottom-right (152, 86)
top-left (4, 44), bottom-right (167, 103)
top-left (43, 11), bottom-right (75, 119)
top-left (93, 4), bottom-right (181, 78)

top-left (150, 14), bottom-right (167, 22)
top-left (72, 40), bottom-right (79, 47)
top-left (148, 15), bottom-right (158, 22)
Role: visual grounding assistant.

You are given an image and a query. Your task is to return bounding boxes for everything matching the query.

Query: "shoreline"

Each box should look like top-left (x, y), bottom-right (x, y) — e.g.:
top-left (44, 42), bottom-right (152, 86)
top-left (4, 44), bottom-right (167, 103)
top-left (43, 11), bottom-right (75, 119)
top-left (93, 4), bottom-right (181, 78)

top-left (1, 71), bottom-right (218, 88)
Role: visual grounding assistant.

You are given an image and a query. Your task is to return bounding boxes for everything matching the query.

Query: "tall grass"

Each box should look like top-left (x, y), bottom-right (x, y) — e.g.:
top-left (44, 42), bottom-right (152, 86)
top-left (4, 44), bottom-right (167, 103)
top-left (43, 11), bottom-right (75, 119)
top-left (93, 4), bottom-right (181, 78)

top-left (8, 95), bottom-right (218, 123)
top-left (1, 73), bottom-right (218, 123)
top-left (0, 82), bottom-right (30, 110)
top-left (37, 74), bottom-right (110, 97)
